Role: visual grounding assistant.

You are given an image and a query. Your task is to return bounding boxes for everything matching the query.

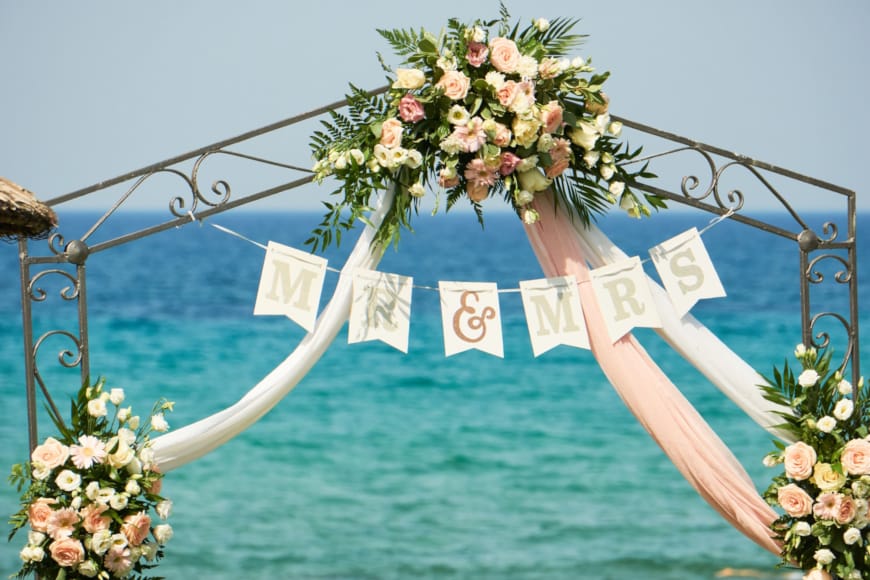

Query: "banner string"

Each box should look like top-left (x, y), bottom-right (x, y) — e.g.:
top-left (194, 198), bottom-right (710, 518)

top-left (186, 208), bottom-right (735, 294)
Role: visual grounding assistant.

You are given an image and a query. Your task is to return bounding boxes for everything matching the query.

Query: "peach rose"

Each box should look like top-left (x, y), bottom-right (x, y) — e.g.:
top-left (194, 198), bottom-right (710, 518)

top-left (777, 483), bottom-right (814, 517)
top-left (540, 101), bottom-right (564, 134)
top-left (379, 118), bottom-right (404, 149)
top-left (489, 37), bottom-right (520, 73)
top-left (144, 465), bottom-right (163, 495)
top-left (835, 495), bottom-right (858, 524)
top-left (804, 568), bottom-right (833, 580)
top-left (436, 70), bottom-right (470, 101)
top-left (783, 441), bottom-right (817, 480)
top-left (492, 122), bottom-right (512, 147)
top-left (122, 511), bottom-right (152, 547)
top-left (28, 498), bottom-right (57, 533)
top-left (545, 157), bottom-right (571, 179)
top-left (841, 438), bottom-right (870, 475)
top-left (49, 537), bottom-right (84, 568)
top-left (466, 181), bottom-right (490, 202)
top-left (31, 437), bottom-right (69, 470)
top-left (80, 503), bottom-right (111, 534)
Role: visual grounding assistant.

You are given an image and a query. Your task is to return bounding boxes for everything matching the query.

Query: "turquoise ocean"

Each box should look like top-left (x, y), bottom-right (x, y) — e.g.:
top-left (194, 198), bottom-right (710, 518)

top-left (1, 209), bottom-right (867, 579)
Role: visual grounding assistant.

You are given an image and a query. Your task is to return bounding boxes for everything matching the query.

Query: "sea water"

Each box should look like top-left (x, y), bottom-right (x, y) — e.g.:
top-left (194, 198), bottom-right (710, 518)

top-left (1, 209), bottom-right (867, 579)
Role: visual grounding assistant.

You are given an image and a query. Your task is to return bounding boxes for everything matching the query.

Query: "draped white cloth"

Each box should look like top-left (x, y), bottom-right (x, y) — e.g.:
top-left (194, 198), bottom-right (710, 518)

top-left (568, 216), bottom-right (792, 442)
top-left (151, 188), bottom-right (395, 472)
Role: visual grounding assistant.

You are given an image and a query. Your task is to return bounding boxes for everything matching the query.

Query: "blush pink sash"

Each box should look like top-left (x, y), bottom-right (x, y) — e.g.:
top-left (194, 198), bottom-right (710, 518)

top-left (524, 192), bottom-right (779, 554)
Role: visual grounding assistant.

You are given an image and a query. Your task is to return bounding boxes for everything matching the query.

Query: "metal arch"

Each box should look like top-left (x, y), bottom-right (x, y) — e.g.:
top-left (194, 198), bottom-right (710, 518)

top-left (15, 86), bottom-right (860, 452)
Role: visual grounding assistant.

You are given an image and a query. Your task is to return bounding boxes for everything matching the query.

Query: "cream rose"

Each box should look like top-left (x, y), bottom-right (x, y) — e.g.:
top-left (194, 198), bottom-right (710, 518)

top-left (784, 441), bottom-right (817, 480)
top-left (842, 438), bottom-right (870, 475)
top-left (379, 118), bottom-right (404, 149)
top-left (49, 537), bottom-right (85, 568)
top-left (488, 37), bottom-right (520, 73)
top-left (799, 369), bottom-right (820, 387)
top-left (31, 437), bottom-right (69, 470)
top-left (777, 483), bottom-right (814, 517)
top-left (436, 70), bottom-right (470, 100)
top-left (569, 122), bottom-right (599, 151)
top-left (813, 462), bottom-right (847, 492)
top-left (108, 442), bottom-right (135, 469)
top-left (512, 116), bottom-right (541, 148)
top-left (392, 68), bottom-right (425, 90)
top-left (517, 169), bottom-right (551, 193)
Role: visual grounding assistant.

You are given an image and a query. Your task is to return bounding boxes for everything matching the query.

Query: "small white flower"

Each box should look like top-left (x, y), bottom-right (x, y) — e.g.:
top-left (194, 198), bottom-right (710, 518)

top-left (794, 521), bottom-right (812, 536)
top-left (798, 369), bottom-right (820, 387)
top-left (367, 157), bottom-right (381, 173)
top-left (95, 486), bottom-right (116, 505)
top-left (128, 415), bottom-right (140, 430)
top-left (55, 469), bottom-right (81, 492)
top-left (117, 428), bottom-right (136, 446)
top-left (814, 548), bottom-right (835, 565)
top-left (522, 208), bottom-right (540, 225)
top-left (839, 379), bottom-right (854, 395)
top-left (28, 531), bottom-right (46, 545)
top-left (582, 150), bottom-right (600, 168)
top-left (608, 121), bottom-right (623, 136)
top-left (109, 492), bottom-right (129, 511)
top-left (794, 343), bottom-right (807, 358)
top-left (19, 545), bottom-right (45, 563)
top-left (110, 533), bottom-right (129, 550)
top-left (609, 181), bottom-right (626, 197)
top-left (91, 530), bottom-right (112, 555)
top-left (405, 150), bottom-right (423, 169)
top-left (141, 543), bottom-right (158, 562)
top-left (408, 183), bottom-right (426, 198)
top-left (845, 527), bottom-right (863, 545)
top-left (70, 495), bottom-right (82, 510)
top-left (156, 499), bottom-right (173, 520)
top-left (31, 461), bottom-right (51, 481)
top-left (389, 147), bottom-right (408, 168)
top-left (125, 479), bottom-right (141, 496)
top-left (516, 155), bottom-right (539, 173)
top-left (87, 398), bottom-right (107, 418)
top-left (85, 481), bottom-right (100, 500)
top-left (571, 56), bottom-right (585, 68)
top-left (436, 55), bottom-right (457, 72)
top-left (817, 416), bottom-right (837, 433)
top-left (835, 398), bottom-right (855, 421)
top-left (762, 453), bottom-right (780, 468)
top-left (534, 17), bottom-right (550, 32)
top-left (516, 55), bottom-right (539, 79)
top-left (153, 523), bottom-right (174, 545)
top-left (515, 190), bottom-right (535, 206)
top-left (347, 149), bottom-right (365, 166)
top-left (536, 133), bottom-right (554, 153)
top-left (78, 560), bottom-right (99, 578)
top-left (150, 413), bottom-right (169, 433)
top-left (117, 407), bottom-right (131, 423)
top-left (600, 165), bottom-right (615, 181)
top-left (109, 388), bottom-right (125, 406)
top-left (447, 105), bottom-right (470, 126)
top-left (484, 71), bottom-right (505, 90)
top-left (333, 155), bottom-right (348, 170)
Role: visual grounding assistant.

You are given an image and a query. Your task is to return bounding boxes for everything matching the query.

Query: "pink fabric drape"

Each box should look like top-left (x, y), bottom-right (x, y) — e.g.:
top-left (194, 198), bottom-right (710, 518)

top-left (524, 192), bottom-right (779, 554)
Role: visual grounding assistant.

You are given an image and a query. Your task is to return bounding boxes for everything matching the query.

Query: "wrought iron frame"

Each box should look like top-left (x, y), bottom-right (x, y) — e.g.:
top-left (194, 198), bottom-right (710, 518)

top-left (14, 87), bottom-right (860, 453)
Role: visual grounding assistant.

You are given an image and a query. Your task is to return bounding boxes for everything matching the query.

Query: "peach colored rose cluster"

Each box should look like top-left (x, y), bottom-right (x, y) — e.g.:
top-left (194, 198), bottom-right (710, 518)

top-left (841, 438), bottom-right (870, 475)
top-left (488, 37), bottom-right (520, 73)
top-left (31, 437), bottom-right (69, 471)
top-left (783, 441), bottom-right (817, 480)
top-left (436, 70), bottom-right (471, 100)
top-left (812, 491), bottom-right (862, 525)
top-left (777, 483), bottom-right (813, 517)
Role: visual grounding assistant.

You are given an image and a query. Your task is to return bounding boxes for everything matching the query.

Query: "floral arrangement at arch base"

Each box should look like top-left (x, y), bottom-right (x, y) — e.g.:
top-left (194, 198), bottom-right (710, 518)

top-left (8, 377), bottom-right (174, 579)
top-left (761, 344), bottom-right (870, 580)
top-left (308, 4), bottom-right (661, 251)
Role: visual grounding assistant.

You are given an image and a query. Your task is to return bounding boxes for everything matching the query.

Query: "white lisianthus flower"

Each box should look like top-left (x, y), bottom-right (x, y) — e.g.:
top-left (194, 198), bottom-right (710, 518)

top-left (794, 521), bottom-right (812, 536)
top-left (795, 343), bottom-right (807, 358)
top-left (515, 190), bottom-right (535, 206)
top-left (762, 453), bottom-right (780, 468)
top-left (534, 17), bottom-right (550, 32)
top-left (366, 157), bottom-right (380, 173)
top-left (522, 208), bottom-right (540, 225)
top-left (839, 379), bottom-right (854, 395)
top-left (55, 469), bottom-right (81, 492)
top-left (447, 105), bottom-right (470, 125)
top-left (608, 121), bottom-right (623, 136)
top-left (436, 55), bottom-right (457, 72)
top-left (595, 114), bottom-right (611, 133)
top-left (126, 456), bottom-right (143, 475)
top-left (571, 56), bottom-right (586, 69)
top-left (405, 150), bottom-right (423, 169)
top-left (333, 155), bottom-right (348, 171)
top-left (465, 25), bottom-right (486, 43)
top-left (569, 122), bottom-right (599, 151)
top-left (814, 548), bottom-right (835, 565)
top-left (91, 530), bottom-right (112, 555)
top-left (19, 545), bottom-right (45, 563)
top-left (100, 392), bottom-right (110, 402)
top-left (600, 152), bottom-right (614, 165)
top-left (70, 496), bottom-right (82, 510)
top-left (484, 71), bottom-right (505, 90)
top-left (151, 413), bottom-right (169, 433)
top-left (95, 486), bottom-right (116, 505)
top-left (389, 147), bottom-right (408, 168)
top-left (516, 55), bottom-right (539, 79)
top-left (835, 399), bottom-right (855, 421)
top-left (117, 428), bottom-right (136, 446)
top-left (845, 527), bottom-right (863, 545)
top-left (139, 446), bottom-right (155, 467)
top-left (117, 407), bottom-right (131, 423)
top-left (582, 150), bottom-right (600, 168)
top-left (87, 398), bottom-right (107, 418)
top-left (153, 524), bottom-right (174, 545)
top-left (373, 144), bottom-right (392, 167)
top-left (108, 388), bottom-right (125, 406)
top-left (77, 560), bottom-right (99, 578)
top-left (439, 136), bottom-right (463, 155)
top-left (347, 149), bottom-right (365, 166)
top-left (609, 181), bottom-right (626, 197)
top-left (156, 499), bottom-right (173, 520)
top-left (110, 533), bottom-right (129, 550)
top-left (798, 369), bottom-right (820, 387)
top-left (817, 416), bottom-right (837, 433)
top-left (408, 183), bottom-right (426, 198)
top-left (600, 165), bottom-right (615, 181)
top-left (141, 543), bottom-right (158, 562)
top-left (108, 442), bottom-right (135, 469)
top-left (31, 461), bottom-right (51, 481)
top-left (109, 493), bottom-right (129, 511)
top-left (85, 481), bottom-right (100, 500)
top-left (125, 479), bottom-right (141, 496)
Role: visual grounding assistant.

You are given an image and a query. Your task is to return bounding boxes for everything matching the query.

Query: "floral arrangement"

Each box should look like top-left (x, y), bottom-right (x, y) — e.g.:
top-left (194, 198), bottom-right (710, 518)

top-left (761, 344), bottom-right (869, 580)
top-left (308, 4), bottom-right (660, 251)
top-left (8, 377), bottom-right (174, 579)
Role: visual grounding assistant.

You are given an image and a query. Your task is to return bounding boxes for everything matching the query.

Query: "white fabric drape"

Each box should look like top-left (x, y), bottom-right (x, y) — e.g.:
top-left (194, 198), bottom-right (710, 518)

top-left (568, 216), bottom-right (792, 441)
top-left (151, 188), bottom-right (395, 472)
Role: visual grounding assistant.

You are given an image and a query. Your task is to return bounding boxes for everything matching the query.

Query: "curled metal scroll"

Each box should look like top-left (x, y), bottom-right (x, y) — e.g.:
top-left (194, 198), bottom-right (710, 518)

top-left (808, 311), bottom-right (854, 371)
top-left (28, 269), bottom-right (80, 302)
top-left (806, 254), bottom-right (853, 285)
top-left (33, 329), bottom-right (83, 369)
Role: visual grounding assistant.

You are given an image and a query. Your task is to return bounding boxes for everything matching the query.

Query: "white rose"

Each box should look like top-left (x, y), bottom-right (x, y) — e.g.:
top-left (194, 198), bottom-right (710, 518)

top-left (408, 183), bottom-right (426, 198)
top-left (515, 190), bottom-right (535, 206)
top-left (125, 480), bottom-right (141, 496)
top-left (150, 413), bottom-right (169, 433)
top-left (31, 461), bottom-right (51, 481)
top-left (534, 18), bottom-right (550, 32)
top-left (839, 379), bottom-right (854, 395)
top-left (600, 165), bottom-right (615, 180)
top-left (835, 399), bottom-right (855, 421)
top-left (108, 442), bottom-right (135, 468)
top-left (814, 548), bottom-right (835, 565)
top-left (109, 493), bottom-right (129, 510)
top-left (28, 531), bottom-right (46, 545)
top-left (156, 499), bottom-right (173, 520)
top-left (583, 150), bottom-right (600, 168)
top-left (55, 469), bottom-right (81, 492)
top-left (608, 121), bottom-right (623, 136)
top-left (109, 388), bottom-right (125, 405)
top-left (794, 521), bottom-right (812, 536)
top-left (405, 150), bottom-right (423, 169)
top-left (91, 530), bottom-right (112, 555)
top-left (78, 560), bottom-right (99, 577)
top-left (20, 545), bottom-right (45, 563)
top-left (392, 68), bottom-right (425, 90)
top-left (153, 524), bottom-right (173, 544)
top-left (87, 398), bottom-right (107, 418)
top-left (609, 181), bottom-right (626, 197)
top-left (817, 416), bottom-right (837, 433)
top-left (799, 369), bottom-right (820, 387)
top-left (844, 527), bottom-right (863, 545)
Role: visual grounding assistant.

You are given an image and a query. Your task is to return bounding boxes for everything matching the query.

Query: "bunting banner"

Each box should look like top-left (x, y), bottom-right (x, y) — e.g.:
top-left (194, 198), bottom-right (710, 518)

top-left (649, 227), bottom-right (726, 318)
top-left (349, 268), bottom-right (413, 353)
top-left (253, 241), bottom-right (328, 332)
top-left (588, 256), bottom-right (663, 343)
top-left (519, 276), bottom-right (590, 357)
top-left (439, 281), bottom-right (504, 358)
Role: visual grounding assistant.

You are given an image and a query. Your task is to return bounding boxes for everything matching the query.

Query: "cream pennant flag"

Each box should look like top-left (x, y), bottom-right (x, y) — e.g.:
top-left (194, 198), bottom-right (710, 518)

top-left (589, 256), bottom-right (662, 343)
top-left (649, 227), bottom-right (726, 318)
top-left (519, 276), bottom-right (590, 357)
top-left (439, 281), bottom-right (503, 358)
top-left (348, 268), bottom-right (413, 353)
top-left (253, 241), bottom-right (327, 332)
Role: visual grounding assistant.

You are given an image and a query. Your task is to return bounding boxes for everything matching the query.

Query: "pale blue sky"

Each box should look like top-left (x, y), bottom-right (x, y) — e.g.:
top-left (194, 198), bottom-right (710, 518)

top-left (1, 1), bottom-right (867, 213)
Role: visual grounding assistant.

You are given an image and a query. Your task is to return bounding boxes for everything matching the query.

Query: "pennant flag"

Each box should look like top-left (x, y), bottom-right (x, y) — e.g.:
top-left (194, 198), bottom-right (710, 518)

top-left (253, 241), bottom-right (327, 332)
top-left (439, 281), bottom-right (503, 358)
top-left (348, 268), bottom-right (413, 353)
top-left (649, 227), bottom-right (726, 317)
top-left (519, 276), bottom-right (590, 356)
top-left (589, 256), bottom-right (662, 343)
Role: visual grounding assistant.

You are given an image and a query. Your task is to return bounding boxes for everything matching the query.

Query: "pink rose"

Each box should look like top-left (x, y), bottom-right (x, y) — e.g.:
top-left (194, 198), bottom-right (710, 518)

top-left (438, 168), bottom-right (459, 189)
top-left (379, 118), bottom-right (404, 148)
top-left (498, 152), bottom-right (522, 176)
top-left (466, 181), bottom-right (490, 203)
top-left (122, 511), bottom-right (152, 546)
top-left (540, 101), bottom-right (564, 134)
top-left (784, 441), bottom-right (817, 480)
top-left (28, 497), bottom-right (57, 532)
top-left (835, 495), bottom-right (857, 524)
top-left (436, 70), bottom-right (470, 101)
top-left (398, 93), bottom-right (425, 123)
top-left (489, 37), bottom-right (520, 73)
top-left (777, 483), bottom-right (813, 517)
top-left (492, 122), bottom-right (512, 147)
top-left (80, 503), bottom-right (111, 534)
top-left (466, 41), bottom-right (489, 67)
top-left (49, 537), bottom-right (85, 568)
top-left (841, 438), bottom-right (870, 475)
top-left (32, 437), bottom-right (69, 470)
top-left (496, 80), bottom-right (519, 109)
top-left (545, 157), bottom-right (571, 179)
